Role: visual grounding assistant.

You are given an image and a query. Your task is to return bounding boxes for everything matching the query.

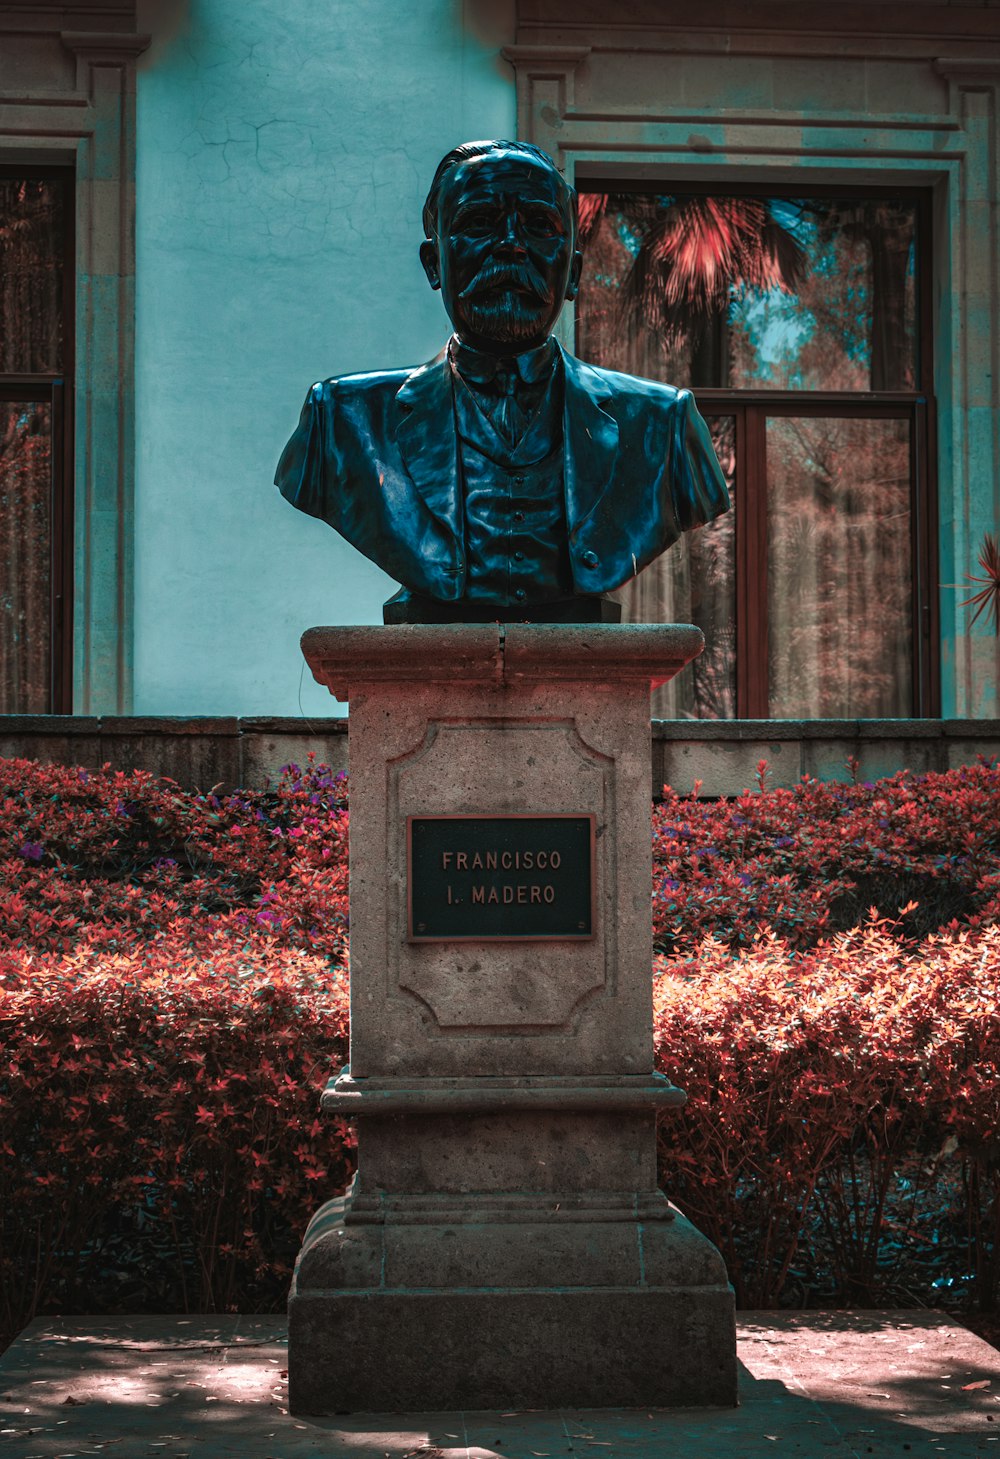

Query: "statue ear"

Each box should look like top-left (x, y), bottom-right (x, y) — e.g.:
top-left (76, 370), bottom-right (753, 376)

top-left (565, 248), bottom-right (584, 302)
top-left (420, 240), bottom-right (442, 291)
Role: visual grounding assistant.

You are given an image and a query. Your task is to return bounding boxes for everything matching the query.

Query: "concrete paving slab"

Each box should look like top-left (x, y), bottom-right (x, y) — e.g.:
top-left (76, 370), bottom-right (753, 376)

top-left (0, 1311), bottom-right (996, 1458)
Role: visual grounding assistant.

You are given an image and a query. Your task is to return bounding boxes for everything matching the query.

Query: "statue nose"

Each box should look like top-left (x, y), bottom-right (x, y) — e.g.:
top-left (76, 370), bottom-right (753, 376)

top-left (496, 215), bottom-right (526, 255)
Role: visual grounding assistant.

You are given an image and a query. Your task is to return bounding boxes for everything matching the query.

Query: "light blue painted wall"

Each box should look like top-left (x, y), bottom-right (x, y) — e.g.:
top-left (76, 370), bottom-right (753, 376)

top-left (134, 0), bottom-right (516, 715)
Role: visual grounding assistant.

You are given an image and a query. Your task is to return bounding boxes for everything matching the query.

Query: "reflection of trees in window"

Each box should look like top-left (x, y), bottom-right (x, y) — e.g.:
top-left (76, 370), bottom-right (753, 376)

top-left (0, 404), bottom-right (52, 713)
top-left (0, 173), bottom-right (71, 713)
top-left (628, 414), bottom-right (737, 720)
top-left (0, 179), bottom-right (65, 373)
top-left (576, 187), bottom-right (932, 720)
top-left (578, 192), bottom-right (916, 392)
top-left (767, 416), bottom-right (911, 718)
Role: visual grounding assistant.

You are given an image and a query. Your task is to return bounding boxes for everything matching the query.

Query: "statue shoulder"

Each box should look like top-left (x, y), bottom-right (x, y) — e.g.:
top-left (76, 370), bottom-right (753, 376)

top-left (563, 353), bottom-right (690, 416)
top-left (575, 359), bottom-right (689, 410)
top-left (305, 365), bottom-right (418, 406)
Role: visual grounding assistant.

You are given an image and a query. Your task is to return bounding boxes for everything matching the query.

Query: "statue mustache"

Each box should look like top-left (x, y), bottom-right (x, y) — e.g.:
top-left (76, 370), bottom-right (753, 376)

top-left (459, 265), bottom-right (548, 302)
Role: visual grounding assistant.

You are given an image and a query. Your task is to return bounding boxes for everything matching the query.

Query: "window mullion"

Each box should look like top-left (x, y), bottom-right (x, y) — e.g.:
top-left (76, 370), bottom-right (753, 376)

top-left (738, 406), bottom-right (769, 719)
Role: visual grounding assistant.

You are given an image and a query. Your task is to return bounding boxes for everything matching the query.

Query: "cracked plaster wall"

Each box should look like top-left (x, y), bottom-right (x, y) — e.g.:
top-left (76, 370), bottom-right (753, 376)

top-left (134, 0), bottom-right (516, 714)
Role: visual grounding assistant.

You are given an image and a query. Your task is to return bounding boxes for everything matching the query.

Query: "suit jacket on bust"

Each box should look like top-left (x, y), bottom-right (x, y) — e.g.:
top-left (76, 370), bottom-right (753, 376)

top-left (274, 341), bottom-right (730, 603)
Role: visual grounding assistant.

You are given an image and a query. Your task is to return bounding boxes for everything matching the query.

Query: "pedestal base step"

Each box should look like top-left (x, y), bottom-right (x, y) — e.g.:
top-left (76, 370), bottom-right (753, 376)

top-left (288, 1197), bottom-right (737, 1413)
top-left (289, 1286), bottom-right (736, 1413)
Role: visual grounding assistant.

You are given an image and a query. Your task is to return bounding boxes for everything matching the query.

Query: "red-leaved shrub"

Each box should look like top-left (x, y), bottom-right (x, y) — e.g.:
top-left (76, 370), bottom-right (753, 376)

top-left (655, 924), bottom-right (1000, 1309)
top-left (653, 759), bottom-right (1000, 952)
top-left (1, 943), bottom-right (350, 1340)
top-left (1, 754), bottom-right (998, 1340)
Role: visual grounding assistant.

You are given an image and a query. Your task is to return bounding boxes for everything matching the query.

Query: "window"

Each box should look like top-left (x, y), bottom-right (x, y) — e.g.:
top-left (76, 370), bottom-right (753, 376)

top-left (576, 186), bottom-right (936, 720)
top-left (0, 169), bottom-right (73, 713)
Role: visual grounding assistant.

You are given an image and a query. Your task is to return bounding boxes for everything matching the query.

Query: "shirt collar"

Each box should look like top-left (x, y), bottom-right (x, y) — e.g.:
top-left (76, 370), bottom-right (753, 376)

top-left (448, 335), bottom-right (558, 389)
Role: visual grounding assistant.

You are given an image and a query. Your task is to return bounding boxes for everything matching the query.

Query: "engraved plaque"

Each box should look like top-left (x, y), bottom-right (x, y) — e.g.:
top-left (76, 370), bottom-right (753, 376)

top-left (407, 814), bottom-right (596, 942)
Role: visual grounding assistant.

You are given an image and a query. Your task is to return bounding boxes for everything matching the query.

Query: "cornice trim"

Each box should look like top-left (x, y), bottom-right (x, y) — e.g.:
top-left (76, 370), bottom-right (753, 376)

top-left (60, 30), bottom-right (151, 58)
top-left (934, 57), bottom-right (1000, 82)
top-left (502, 44), bottom-right (592, 65)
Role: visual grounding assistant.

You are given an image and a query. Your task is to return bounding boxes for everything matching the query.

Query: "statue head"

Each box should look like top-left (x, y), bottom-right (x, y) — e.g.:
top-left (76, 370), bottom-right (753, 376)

top-left (419, 140), bottom-right (583, 355)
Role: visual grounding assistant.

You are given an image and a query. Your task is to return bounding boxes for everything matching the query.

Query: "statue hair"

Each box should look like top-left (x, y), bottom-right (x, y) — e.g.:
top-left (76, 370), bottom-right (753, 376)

top-left (422, 139), bottom-right (578, 242)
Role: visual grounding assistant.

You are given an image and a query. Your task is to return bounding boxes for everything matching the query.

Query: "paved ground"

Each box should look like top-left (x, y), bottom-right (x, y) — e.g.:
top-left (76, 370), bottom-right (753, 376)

top-left (0, 1311), bottom-right (997, 1458)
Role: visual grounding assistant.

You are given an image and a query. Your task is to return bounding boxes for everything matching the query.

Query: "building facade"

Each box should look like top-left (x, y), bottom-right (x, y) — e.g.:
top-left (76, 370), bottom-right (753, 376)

top-left (1, 0), bottom-right (998, 731)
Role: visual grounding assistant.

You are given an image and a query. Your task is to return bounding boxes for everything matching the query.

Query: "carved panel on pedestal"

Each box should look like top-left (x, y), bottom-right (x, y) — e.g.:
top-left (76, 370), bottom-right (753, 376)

top-left (386, 718), bottom-right (615, 1033)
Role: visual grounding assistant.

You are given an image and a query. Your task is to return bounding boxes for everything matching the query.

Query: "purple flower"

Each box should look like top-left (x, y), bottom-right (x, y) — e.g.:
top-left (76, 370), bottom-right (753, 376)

top-left (19, 842), bottom-right (44, 862)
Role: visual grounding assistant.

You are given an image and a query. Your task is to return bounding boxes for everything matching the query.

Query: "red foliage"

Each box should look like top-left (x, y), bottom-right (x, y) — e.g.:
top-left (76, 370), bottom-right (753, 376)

top-left (653, 760), bottom-right (1000, 952)
top-left (0, 755), bottom-right (349, 966)
top-left (1, 754), bottom-right (998, 1335)
top-left (0, 945), bottom-right (350, 1338)
top-left (654, 925), bottom-right (1000, 1308)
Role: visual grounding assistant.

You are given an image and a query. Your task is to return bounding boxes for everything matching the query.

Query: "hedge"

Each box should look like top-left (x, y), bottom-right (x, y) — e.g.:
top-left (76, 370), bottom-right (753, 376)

top-left (1, 754), bottom-right (998, 1341)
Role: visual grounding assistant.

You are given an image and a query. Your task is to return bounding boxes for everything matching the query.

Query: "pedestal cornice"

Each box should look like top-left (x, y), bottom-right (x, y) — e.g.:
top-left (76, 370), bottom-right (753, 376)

top-left (301, 622), bottom-right (705, 701)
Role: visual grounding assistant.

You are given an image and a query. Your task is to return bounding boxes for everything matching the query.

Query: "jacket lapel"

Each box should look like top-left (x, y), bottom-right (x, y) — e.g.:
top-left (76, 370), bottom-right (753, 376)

top-left (559, 344), bottom-right (620, 533)
top-left (394, 344), bottom-right (621, 556)
top-left (394, 354), bottom-right (462, 544)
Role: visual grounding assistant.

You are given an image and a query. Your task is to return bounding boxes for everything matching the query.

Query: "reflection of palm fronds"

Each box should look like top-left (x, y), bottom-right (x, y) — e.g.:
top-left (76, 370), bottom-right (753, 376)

top-left (618, 196), bottom-right (805, 338)
top-left (577, 191), bottom-right (665, 249)
top-left (576, 193), bottom-right (608, 247)
top-left (960, 533), bottom-right (1000, 635)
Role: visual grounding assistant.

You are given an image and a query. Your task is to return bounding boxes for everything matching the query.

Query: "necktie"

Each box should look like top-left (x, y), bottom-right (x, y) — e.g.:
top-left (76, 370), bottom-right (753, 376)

top-left (493, 360), bottom-right (528, 445)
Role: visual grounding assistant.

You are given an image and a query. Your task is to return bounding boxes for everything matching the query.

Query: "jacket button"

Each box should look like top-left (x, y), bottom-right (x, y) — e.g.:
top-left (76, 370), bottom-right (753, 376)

top-left (514, 589), bottom-right (526, 602)
top-left (581, 550), bottom-right (599, 568)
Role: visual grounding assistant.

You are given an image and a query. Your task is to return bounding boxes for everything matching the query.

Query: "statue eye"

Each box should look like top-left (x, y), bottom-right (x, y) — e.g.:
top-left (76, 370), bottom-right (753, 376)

top-left (454, 206), bottom-right (495, 231)
top-left (523, 208), bottom-right (562, 235)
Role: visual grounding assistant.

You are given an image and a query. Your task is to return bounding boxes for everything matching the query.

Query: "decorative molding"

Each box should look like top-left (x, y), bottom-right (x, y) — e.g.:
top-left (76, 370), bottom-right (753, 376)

top-left (502, 44), bottom-right (592, 155)
top-left (501, 44), bottom-right (592, 65)
top-left (516, 0), bottom-right (1000, 47)
top-left (60, 31), bottom-right (150, 57)
top-left (934, 57), bottom-right (1000, 83)
top-left (0, 26), bottom-right (143, 712)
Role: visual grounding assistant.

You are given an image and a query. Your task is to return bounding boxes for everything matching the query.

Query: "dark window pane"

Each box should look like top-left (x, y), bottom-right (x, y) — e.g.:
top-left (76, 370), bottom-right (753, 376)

top-left (0, 178), bottom-right (66, 374)
top-left (577, 193), bottom-right (917, 391)
top-left (767, 416), bottom-right (912, 717)
top-left (0, 401), bottom-right (52, 712)
top-left (619, 415), bottom-right (736, 720)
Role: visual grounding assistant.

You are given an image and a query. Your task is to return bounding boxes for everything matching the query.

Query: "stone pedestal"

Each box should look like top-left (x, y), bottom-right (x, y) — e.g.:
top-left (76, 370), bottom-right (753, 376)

top-left (288, 624), bottom-right (737, 1413)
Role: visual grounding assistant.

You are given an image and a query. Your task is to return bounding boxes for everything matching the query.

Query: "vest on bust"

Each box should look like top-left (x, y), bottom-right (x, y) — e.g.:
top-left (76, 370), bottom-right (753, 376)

top-left (452, 363), bottom-right (574, 607)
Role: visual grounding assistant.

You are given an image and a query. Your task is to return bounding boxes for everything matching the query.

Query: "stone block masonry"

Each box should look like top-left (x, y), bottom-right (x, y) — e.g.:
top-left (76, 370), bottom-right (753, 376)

top-left (286, 624), bottom-right (737, 1413)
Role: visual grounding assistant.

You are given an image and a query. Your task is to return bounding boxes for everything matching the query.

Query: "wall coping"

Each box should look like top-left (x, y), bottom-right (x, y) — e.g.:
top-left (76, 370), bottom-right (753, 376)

top-left (1, 716), bottom-right (998, 739)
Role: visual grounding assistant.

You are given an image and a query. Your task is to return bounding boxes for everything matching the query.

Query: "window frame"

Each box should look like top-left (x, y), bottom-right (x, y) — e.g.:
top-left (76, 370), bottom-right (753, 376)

top-left (576, 179), bottom-right (939, 720)
top-left (0, 164), bottom-right (75, 714)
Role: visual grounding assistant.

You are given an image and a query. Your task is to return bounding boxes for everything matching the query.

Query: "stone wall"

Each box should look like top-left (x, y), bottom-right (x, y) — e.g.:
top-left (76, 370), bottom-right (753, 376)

top-left (3, 716), bottom-right (998, 798)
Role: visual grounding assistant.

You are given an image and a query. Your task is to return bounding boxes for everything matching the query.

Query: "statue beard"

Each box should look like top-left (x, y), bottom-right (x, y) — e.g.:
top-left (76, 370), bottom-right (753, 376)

top-left (460, 292), bottom-right (550, 347)
top-left (458, 266), bottom-right (552, 348)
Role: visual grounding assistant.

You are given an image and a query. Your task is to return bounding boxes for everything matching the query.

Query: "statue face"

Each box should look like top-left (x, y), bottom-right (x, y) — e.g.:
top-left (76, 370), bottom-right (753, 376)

top-left (420, 149), bottom-right (583, 353)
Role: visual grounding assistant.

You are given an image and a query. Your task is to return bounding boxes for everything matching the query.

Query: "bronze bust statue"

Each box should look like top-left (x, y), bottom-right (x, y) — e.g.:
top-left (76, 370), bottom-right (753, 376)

top-left (275, 140), bottom-right (730, 623)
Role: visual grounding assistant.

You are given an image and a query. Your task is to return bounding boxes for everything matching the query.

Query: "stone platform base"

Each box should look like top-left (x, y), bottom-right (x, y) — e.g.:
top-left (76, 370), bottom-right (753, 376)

top-left (4, 1311), bottom-right (998, 1457)
top-left (288, 1191), bottom-right (737, 1413)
